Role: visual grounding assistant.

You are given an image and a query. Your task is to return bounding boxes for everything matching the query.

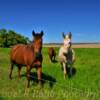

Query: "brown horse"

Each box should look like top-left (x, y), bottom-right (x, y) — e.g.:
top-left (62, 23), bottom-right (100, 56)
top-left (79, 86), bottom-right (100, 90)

top-left (48, 47), bottom-right (56, 62)
top-left (9, 30), bottom-right (44, 88)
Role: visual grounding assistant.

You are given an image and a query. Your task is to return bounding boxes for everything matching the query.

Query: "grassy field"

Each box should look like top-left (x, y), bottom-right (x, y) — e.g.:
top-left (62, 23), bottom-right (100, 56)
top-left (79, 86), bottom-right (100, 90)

top-left (0, 47), bottom-right (100, 100)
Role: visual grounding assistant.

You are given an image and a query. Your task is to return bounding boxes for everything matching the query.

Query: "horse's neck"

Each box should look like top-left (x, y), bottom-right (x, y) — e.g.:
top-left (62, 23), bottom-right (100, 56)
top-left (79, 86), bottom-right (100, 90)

top-left (62, 45), bottom-right (72, 52)
top-left (27, 43), bottom-right (42, 54)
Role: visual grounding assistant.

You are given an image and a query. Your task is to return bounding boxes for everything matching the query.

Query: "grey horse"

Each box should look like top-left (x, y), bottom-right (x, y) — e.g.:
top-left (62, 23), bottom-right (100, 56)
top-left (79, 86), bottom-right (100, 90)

top-left (58, 32), bottom-right (75, 79)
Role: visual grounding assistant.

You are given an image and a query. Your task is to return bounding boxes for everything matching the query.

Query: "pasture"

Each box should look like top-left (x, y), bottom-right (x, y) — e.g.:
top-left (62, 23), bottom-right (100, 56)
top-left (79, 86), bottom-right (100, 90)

top-left (0, 47), bottom-right (100, 100)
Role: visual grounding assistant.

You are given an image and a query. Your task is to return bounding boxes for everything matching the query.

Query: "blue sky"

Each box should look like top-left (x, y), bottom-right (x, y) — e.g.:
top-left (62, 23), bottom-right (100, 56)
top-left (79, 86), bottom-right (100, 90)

top-left (0, 0), bottom-right (100, 43)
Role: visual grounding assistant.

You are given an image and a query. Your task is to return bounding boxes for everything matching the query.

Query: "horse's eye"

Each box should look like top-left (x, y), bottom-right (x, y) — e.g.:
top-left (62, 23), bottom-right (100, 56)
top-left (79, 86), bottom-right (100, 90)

top-left (39, 39), bottom-right (42, 43)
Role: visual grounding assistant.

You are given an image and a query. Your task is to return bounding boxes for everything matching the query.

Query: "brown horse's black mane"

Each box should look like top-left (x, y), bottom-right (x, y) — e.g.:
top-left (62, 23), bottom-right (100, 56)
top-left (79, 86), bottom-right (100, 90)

top-left (26, 33), bottom-right (42, 49)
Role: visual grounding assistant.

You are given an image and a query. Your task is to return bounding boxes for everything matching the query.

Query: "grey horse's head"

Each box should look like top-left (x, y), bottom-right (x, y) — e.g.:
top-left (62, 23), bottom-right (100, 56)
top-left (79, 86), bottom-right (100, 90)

top-left (62, 32), bottom-right (72, 48)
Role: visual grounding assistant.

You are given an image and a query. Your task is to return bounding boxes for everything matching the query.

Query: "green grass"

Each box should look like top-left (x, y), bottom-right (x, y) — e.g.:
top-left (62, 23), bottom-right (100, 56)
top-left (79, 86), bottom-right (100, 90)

top-left (0, 47), bottom-right (100, 100)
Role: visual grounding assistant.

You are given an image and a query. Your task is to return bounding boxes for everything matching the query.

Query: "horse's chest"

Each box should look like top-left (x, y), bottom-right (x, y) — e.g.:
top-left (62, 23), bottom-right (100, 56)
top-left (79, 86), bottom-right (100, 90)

top-left (59, 47), bottom-right (68, 56)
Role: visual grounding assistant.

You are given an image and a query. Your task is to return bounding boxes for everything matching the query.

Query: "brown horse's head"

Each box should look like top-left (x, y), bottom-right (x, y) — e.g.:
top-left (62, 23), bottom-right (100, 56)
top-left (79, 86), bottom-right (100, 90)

top-left (32, 30), bottom-right (44, 53)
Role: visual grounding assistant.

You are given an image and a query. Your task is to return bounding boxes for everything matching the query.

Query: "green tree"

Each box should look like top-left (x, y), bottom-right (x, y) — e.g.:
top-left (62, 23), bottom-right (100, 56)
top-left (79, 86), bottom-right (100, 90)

top-left (0, 29), bottom-right (8, 47)
top-left (0, 28), bottom-right (30, 47)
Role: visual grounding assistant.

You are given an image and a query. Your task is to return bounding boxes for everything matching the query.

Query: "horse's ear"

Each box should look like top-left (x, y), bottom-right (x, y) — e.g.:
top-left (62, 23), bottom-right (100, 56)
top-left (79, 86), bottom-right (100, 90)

top-left (68, 32), bottom-right (72, 39)
top-left (41, 31), bottom-right (44, 37)
top-left (62, 32), bottom-right (65, 38)
top-left (32, 30), bottom-right (35, 36)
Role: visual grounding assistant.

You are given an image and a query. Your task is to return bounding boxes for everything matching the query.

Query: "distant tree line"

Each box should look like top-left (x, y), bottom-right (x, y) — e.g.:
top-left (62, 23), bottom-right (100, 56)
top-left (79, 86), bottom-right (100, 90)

top-left (0, 28), bottom-right (30, 47)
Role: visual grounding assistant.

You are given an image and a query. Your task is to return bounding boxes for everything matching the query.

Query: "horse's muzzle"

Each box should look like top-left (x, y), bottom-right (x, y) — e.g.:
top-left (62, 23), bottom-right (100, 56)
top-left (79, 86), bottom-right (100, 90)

top-left (35, 52), bottom-right (42, 60)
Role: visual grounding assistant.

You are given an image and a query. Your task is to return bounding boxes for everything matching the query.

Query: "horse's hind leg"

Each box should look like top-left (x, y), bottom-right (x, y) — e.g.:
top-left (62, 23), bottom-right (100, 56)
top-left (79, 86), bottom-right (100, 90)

top-left (53, 53), bottom-right (56, 61)
top-left (52, 55), bottom-right (55, 62)
top-left (17, 65), bottom-right (22, 79)
top-left (50, 55), bottom-right (52, 62)
top-left (9, 62), bottom-right (14, 79)
top-left (26, 66), bottom-right (31, 88)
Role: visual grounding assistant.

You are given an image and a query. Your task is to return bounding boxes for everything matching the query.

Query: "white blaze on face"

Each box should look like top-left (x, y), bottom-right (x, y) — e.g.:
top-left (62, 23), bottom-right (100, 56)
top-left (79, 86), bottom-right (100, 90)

top-left (64, 39), bottom-right (70, 45)
top-left (63, 35), bottom-right (71, 48)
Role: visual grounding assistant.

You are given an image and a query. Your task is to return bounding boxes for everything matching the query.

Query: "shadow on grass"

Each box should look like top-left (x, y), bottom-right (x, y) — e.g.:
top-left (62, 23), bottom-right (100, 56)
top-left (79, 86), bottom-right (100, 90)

top-left (61, 65), bottom-right (76, 78)
top-left (51, 59), bottom-right (58, 63)
top-left (21, 72), bottom-right (56, 88)
top-left (67, 67), bottom-right (76, 78)
top-left (0, 95), bottom-right (3, 100)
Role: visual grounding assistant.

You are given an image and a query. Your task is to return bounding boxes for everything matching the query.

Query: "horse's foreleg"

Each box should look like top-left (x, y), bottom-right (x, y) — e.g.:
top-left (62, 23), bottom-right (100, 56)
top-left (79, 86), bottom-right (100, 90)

top-left (37, 67), bottom-right (42, 86)
top-left (60, 62), bottom-right (63, 71)
top-left (63, 63), bottom-right (67, 79)
top-left (26, 66), bottom-right (31, 88)
top-left (9, 62), bottom-right (14, 79)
